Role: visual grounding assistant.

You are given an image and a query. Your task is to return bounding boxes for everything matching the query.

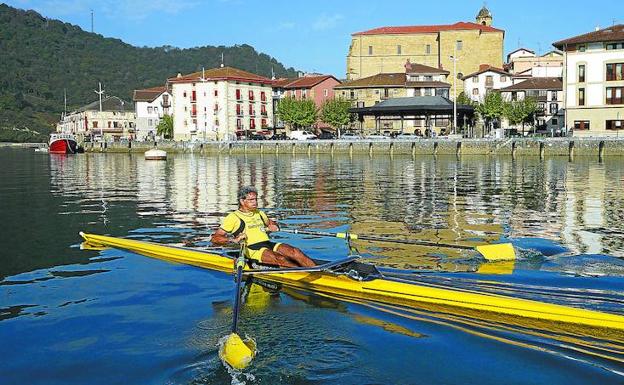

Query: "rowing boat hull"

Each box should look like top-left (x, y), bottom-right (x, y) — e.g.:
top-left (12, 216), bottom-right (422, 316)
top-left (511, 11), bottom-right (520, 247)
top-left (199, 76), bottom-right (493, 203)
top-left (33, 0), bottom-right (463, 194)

top-left (79, 232), bottom-right (624, 332)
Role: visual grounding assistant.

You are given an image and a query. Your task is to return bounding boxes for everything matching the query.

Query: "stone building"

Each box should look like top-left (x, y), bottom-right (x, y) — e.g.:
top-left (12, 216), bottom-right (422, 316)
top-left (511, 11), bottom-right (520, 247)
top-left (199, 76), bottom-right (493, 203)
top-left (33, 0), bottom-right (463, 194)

top-left (56, 96), bottom-right (135, 142)
top-left (133, 86), bottom-right (172, 141)
top-left (167, 66), bottom-right (273, 141)
top-left (345, 6), bottom-right (504, 98)
top-left (553, 25), bottom-right (624, 136)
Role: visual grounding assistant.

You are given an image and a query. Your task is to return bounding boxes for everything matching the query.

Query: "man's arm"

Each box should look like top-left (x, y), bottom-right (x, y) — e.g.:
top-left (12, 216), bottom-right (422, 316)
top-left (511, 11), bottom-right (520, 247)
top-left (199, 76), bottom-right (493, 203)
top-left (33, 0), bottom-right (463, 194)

top-left (266, 218), bottom-right (280, 233)
top-left (211, 228), bottom-right (246, 246)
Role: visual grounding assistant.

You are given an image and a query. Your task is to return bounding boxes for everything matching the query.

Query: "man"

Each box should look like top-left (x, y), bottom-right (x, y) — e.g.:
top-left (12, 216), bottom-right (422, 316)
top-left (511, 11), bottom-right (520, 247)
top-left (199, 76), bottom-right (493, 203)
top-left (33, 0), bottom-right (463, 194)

top-left (211, 186), bottom-right (315, 268)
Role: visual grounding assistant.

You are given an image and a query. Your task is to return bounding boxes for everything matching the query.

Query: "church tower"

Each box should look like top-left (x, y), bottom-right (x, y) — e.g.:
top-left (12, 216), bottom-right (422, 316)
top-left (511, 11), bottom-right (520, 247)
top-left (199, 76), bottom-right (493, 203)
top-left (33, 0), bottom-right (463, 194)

top-left (476, 5), bottom-right (493, 27)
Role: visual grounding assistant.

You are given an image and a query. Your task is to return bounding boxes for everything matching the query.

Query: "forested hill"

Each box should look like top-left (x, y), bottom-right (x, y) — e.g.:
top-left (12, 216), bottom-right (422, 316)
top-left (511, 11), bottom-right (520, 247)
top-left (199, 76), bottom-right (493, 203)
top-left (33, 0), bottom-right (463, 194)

top-left (0, 4), bottom-right (299, 142)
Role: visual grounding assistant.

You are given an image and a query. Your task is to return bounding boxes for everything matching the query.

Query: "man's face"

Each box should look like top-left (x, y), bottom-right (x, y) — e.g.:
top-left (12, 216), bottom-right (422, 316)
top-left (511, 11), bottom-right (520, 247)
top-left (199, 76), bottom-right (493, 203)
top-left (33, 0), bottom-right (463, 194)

top-left (240, 192), bottom-right (258, 210)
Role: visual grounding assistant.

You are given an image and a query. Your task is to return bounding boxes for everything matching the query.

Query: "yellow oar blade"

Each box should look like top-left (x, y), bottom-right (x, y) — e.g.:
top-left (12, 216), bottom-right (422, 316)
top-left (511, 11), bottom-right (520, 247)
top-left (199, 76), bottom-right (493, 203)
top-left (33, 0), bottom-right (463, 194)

top-left (219, 333), bottom-right (256, 370)
top-left (475, 243), bottom-right (516, 261)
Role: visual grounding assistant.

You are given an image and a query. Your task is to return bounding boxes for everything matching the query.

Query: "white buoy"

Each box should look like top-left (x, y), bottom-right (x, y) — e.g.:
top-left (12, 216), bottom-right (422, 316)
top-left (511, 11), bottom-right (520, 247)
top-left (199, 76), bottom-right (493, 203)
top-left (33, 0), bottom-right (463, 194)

top-left (144, 149), bottom-right (167, 160)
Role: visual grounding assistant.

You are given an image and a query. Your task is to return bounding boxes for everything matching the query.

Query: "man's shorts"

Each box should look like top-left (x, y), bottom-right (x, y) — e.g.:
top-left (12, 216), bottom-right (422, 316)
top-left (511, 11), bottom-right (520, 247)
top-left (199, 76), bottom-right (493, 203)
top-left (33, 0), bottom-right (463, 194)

top-left (246, 241), bottom-right (282, 262)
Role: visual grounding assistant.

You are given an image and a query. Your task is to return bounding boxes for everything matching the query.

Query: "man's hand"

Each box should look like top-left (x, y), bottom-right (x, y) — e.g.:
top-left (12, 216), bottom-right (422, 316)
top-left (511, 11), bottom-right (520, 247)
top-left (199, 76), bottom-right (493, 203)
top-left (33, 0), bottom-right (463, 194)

top-left (232, 233), bottom-right (247, 244)
top-left (267, 223), bottom-right (279, 232)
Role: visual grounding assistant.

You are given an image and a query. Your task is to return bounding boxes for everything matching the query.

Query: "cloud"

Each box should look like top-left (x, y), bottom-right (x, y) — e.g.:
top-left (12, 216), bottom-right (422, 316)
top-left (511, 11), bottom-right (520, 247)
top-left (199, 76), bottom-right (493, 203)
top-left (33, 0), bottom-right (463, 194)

top-left (276, 21), bottom-right (295, 30)
top-left (312, 13), bottom-right (343, 31)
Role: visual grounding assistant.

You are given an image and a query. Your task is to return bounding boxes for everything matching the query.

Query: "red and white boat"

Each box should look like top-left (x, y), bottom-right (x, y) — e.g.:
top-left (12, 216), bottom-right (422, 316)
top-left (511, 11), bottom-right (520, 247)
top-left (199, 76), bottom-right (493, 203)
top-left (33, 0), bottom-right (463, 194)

top-left (49, 133), bottom-right (79, 154)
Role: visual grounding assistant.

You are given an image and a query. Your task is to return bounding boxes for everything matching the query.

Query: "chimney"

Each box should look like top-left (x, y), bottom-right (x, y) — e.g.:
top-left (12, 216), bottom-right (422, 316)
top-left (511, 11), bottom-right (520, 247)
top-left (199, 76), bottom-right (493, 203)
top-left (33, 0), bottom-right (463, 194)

top-left (595, 25), bottom-right (600, 31)
top-left (479, 64), bottom-right (489, 71)
top-left (177, 73), bottom-right (182, 78)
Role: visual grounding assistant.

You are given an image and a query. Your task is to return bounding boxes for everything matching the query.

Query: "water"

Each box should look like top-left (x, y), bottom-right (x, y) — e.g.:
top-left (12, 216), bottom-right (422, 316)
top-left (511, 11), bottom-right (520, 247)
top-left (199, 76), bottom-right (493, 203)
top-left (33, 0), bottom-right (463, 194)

top-left (1, 148), bottom-right (624, 384)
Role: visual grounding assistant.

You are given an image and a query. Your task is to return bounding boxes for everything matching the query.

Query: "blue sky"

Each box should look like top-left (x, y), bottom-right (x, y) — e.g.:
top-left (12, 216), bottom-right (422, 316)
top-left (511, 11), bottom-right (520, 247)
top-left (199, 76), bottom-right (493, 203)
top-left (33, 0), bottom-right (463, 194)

top-left (6, 0), bottom-right (622, 77)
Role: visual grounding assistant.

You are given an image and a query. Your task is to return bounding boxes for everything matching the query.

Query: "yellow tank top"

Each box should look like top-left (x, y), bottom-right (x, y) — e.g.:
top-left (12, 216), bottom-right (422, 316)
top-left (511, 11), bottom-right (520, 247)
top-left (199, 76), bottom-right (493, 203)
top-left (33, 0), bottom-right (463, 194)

top-left (220, 209), bottom-right (270, 246)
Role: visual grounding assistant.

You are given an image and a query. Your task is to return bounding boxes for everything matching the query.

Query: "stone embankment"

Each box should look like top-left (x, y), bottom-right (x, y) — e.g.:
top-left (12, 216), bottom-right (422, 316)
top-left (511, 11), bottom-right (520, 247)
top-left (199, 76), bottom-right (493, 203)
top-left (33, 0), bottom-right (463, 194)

top-left (84, 138), bottom-right (624, 158)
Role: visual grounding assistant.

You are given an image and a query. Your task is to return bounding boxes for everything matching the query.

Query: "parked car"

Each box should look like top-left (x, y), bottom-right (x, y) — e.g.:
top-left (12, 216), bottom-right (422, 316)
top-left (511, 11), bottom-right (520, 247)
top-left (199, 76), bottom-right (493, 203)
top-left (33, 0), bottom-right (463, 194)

top-left (289, 130), bottom-right (317, 140)
top-left (339, 132), bottom-right (362, 140)
top-left (248, 133), bottom-right (265, 140)
top-left (364, 133), bottom-right (391, 140)
top-left (318, 131), bottom-right (336, 139)
top-left (394, 132), bottom-right (422, 140)
top-left (272, 133), bottom-right (288, 140)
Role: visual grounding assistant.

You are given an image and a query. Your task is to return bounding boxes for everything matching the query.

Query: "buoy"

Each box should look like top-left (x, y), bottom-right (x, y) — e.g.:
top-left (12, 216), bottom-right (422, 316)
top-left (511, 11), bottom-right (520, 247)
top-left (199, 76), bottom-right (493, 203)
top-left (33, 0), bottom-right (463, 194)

top-left (144, 149), bottom-right (167, 160)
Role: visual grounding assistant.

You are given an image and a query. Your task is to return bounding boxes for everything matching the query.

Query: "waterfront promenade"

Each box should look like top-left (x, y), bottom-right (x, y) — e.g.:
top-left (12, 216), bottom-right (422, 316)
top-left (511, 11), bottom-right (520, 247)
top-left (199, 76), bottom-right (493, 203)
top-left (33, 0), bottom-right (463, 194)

top-left (85, 137), bottom-right (624, 158)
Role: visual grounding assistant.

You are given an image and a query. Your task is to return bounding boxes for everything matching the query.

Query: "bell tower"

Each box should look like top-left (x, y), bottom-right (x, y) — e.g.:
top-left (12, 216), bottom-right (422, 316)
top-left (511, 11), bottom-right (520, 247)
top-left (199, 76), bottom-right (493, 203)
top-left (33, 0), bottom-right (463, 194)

top-left (476, 5), bottom-right (492, 27)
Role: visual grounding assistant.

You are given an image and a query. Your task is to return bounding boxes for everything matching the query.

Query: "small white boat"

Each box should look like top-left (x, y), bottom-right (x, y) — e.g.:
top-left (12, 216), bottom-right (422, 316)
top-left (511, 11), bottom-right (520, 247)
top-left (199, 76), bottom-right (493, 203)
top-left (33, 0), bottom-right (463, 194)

top-left (34, 147), bottom-right (49, 153)
top-left (145, 149), bottom-right (167, 160)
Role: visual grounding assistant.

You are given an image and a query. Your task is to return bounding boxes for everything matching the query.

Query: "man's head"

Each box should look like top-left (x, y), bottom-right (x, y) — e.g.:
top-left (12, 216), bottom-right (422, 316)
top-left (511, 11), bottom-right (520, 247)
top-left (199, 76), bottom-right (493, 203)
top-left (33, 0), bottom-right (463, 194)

top-left (238, 185), bottom-right (258, 210)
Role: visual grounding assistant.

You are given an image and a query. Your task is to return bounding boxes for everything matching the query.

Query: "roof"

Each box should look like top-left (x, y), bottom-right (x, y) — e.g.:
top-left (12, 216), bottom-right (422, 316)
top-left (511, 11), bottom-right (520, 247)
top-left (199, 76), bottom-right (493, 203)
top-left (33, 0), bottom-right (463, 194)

top-left (477, 6), bottom-right (492, 18)
top-left (133, 86), bottom-right (167, 102)
top-left (353, 21), bottom-right (504, 36)
top-left (405, 61), bottom-right (449, 75)
top-left (553, 25), bottom-right (624, 48)
top-left (499, 77), bottom-right (563, 91)
top-left (350, 96), bottom-right (474, 114)
top-left (168, 66), bottom-right (272, 85)
top-left (76, 96), bottom-right (132, 113)
top-left (335, 73), bottom-right (406, 88)
top-left (274, 75), bottom-right (340, 89)
top-left (462, 64), bottom-right (509, 80)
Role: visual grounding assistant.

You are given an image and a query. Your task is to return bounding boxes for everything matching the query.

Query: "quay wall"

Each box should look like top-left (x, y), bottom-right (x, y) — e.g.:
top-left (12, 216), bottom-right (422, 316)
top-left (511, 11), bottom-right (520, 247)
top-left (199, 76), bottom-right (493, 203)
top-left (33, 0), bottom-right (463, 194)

top-left (83, 138), bottom-right (624, 158)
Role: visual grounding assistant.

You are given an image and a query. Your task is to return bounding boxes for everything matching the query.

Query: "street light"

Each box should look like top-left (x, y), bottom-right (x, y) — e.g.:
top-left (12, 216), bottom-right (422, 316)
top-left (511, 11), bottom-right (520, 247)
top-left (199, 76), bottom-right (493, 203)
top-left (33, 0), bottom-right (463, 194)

top-left (450, 46), bottom-right (459, 135)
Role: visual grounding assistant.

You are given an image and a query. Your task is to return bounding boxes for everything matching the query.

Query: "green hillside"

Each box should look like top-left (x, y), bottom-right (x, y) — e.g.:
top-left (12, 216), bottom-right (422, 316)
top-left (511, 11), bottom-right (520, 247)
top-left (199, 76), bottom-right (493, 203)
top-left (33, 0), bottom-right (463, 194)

top-left (0, 4), bottom-right (298, 142)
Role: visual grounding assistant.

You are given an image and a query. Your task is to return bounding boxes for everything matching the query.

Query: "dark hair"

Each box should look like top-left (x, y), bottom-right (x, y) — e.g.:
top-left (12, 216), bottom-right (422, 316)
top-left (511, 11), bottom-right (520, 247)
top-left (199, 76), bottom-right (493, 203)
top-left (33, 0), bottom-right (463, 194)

top-left (238, 185), bottom-right (258, 202)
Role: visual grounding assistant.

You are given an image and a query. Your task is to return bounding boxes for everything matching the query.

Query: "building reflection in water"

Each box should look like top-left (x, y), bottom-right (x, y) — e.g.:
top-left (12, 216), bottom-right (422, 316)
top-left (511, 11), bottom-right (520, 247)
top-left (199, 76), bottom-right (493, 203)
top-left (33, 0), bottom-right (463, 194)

top-left (49, 153), bottom-right (624, 262)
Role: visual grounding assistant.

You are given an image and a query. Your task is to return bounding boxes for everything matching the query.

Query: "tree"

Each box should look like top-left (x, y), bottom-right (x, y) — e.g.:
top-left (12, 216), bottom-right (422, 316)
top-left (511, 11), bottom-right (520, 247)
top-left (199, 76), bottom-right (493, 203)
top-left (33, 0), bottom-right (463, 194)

top-left (521, 97), bottom-right (538, 133)
top-left (320, 98), bottom-right (352, 131)
top-left (156, 115), bottom-right (173, 139)
top-left (503, 96), bottom-right (538, 136)
top-left (476, 91), bottom-right (504, 134)
top-left (456, 91), bottom-right (476, 107)
top-left (277, 97), bottom-right (318, 130)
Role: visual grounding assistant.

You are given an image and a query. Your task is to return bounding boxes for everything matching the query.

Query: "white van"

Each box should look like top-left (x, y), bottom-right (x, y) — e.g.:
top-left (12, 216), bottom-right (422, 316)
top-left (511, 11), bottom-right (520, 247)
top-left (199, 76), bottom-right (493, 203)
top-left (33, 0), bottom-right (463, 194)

top-left (288, 130), bottom-right (317, 140)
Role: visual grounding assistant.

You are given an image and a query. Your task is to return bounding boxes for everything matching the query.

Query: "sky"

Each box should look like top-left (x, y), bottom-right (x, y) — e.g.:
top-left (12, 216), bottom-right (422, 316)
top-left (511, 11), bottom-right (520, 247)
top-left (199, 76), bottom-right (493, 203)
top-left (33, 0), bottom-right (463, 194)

top-left (5, 0), bottom-right (623, 77)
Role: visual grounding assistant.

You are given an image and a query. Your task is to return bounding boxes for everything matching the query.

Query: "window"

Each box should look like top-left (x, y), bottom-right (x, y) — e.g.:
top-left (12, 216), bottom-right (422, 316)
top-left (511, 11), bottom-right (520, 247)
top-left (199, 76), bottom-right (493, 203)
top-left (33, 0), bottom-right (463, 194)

top-left (249, 104), bottom-right (254, 115)
top-left (236, 104), bottom-right (242, 116)
top-left (183, 91), bottom-right (187, 97)
top-left (368, 46), bottom-right (373, 55)
top-left (500, 76), bottom-right (507, 82)
top-left (574, 120), bottom-right (590, 130)
top-left (384, 88), bottom-right (390, 98)
top-left (550, 91), bottom-right (558, 101)
top-left (606, 120), bottom-right (624, 130)
top-left (191, 90), bottom-right (196, 101)
top-left (606, 63), bottom-right (624, 81)
top-left (260, 104), bottom-right (266, 115)
top-left (578, 88), bottom-right (585, 106)
top-left (578, 45), bottom-right (586, 52)
top-left (551, 118), bottom-right (558, 126)
top-left (549, 103), bottom-right (558, 114)
top-left (154, 107), bottom-right (158, 114)
top-left (92, 121), bottom-right (98, 128)
top-left (350, 90), bottom-right (356, 99)
top-left (236, 89), bottom-right (241, 100)
top-left (397, 45), bottom-right (401, 55)
top-left (472, 76), bottom-right (478, 83)
top-left (261, 119), bottom-right (267, 127)
top-left (472, 88), bottom-right (479, 95)
top-left (260, 91), bottom-right (266, 101)
top-left (214, 90), bottom-right (218, 97)
top-left (148, 119), bottom-right (152, 126)
top-left (250, 118), bottom-right (256, 129)
top-left (456, 40), bottom-right (463, 51)
top-left (236, 119), bottom-right (242, 129)
top-left (578, 64), bottom-right (585, 82)
top-left (606, 87), bottom-right (624, 104)
top-left (302, 89), bottom-right (307, 98)
top-left (485, 75), bottom-right (493, 87)
top-left (324, 89), bottom-right (328, 97)
top-left (214, 103), bottom-right (219, 111)
top-left (249, 90), bottom-right (254, 100)
top-left (426, 44), bottom-right (431, 54)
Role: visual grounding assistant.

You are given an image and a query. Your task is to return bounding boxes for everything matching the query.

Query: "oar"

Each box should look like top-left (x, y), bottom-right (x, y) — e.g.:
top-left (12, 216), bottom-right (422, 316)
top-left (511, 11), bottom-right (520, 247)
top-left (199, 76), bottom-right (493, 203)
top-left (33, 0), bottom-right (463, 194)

top-left (218, 242), bottom-right (256, 370)
top-left (281, 229), bottom-right (515, 261)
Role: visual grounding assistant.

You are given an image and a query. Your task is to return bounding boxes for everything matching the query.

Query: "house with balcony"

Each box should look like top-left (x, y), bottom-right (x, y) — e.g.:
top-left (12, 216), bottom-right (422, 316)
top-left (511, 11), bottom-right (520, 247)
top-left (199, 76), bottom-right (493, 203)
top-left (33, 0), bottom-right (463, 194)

top-left (167, 66), bottom-right (273, 141)
top-left (133, 86), bottom-right (172, 140)
top-left (56, 96), bottom-right (135, 142)
top-left (271, 74), bottom-right (341, 131)
top-left (507, 48), bottom-right (563, 77)
top-left (500, 77), bottom-right (564, 135)
top-left (553, 25), bottom-right (624, 136)
top-left (461, 64), bottom-right (513, 102)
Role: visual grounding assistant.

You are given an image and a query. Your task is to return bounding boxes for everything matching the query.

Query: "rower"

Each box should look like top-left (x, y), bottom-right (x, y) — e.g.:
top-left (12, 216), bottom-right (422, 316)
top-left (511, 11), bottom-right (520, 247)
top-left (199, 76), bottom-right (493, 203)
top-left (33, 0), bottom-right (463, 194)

top-left (211, 186), bottom-right (316, 268)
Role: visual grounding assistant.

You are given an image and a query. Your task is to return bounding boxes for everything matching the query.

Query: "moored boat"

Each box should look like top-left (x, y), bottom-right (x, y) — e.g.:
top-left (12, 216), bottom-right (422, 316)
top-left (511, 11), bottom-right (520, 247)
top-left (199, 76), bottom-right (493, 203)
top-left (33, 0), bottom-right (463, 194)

top-left (79, 232), bottom-right (624, 334)
top-left (49, 133), bottom-right (79, 154)
top-left (144, 148), bottom-right (167, 160)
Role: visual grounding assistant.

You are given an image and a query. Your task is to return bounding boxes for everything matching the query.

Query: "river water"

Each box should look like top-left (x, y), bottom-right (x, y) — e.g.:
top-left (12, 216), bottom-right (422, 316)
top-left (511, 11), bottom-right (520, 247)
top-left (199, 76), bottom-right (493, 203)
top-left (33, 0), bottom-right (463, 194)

top-left (1, 147), bottom-right (623, 384)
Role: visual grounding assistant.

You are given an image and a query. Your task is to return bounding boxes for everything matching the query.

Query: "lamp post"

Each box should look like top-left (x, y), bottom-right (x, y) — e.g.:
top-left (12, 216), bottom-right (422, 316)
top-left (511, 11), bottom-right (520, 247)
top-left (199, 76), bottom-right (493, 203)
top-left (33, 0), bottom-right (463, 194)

top-left (450, 46), bottom-right (458, 135)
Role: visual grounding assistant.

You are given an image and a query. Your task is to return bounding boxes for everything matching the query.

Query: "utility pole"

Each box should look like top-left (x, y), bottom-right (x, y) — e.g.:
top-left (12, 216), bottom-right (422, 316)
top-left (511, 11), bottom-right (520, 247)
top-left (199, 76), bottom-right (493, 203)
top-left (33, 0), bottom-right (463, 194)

top-left (91, 9), bottom-right (94, 33)
top-left (450, 44), bottom-right (458, 135)
top-left (95, 82), bottom-right (104, 140)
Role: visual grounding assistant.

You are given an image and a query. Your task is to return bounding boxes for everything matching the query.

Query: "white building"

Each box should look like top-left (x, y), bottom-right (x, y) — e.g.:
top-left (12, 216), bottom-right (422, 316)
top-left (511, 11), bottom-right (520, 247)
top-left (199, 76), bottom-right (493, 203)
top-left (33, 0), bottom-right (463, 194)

top-left (133, 86), bottom-right (171, 141)
top-left (553, 25), bottom-right (624, 135)
top-left (167, 66), bottom-right (273, 141)
top-left (461, 64), bottom-right (513, 102)
top-left (507, 48), bottom-right (563, 77)
top-left (500, 77), bottom-right (564, 135)
top-left (56, 96), bottom-right (136, 141)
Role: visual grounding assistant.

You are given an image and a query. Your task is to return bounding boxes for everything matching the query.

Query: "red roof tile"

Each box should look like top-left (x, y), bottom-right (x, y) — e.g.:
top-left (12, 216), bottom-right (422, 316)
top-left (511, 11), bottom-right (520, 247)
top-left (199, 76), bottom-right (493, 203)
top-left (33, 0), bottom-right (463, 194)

top-left (168, 66), bottom-right (272, 84)
top-left (461, 64), bottom-right (509, 80)
top-left (353, 21), bottom-right (504, 36)
top-left (133, 86), bottom-right (167, 102)
top-left (553, 25), bottom-right (624, 48)
top-left (500, 77), bottom-right (562, 91)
